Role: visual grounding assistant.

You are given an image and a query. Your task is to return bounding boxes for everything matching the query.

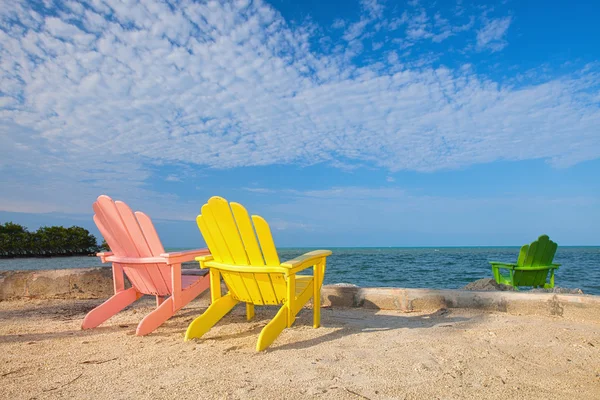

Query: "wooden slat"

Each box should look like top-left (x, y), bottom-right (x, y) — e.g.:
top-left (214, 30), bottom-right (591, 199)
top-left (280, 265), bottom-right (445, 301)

top-left (271, 273), bottom-right (287, 303)
top-left (541, 240), bottom-right (557, 265)
top-left (201, 204), bottom-right (234, 264)
top-left (251, 215), bottom-right (280, 266)
top-left (92, 213), bottom-right (125, 256)
top-left (230, 202), bottom-right (276, 304)
top-left (516, 244), bottom-right (529, 267)
top-left (111, 201), bottom-right (163, 296)
top-left (95, 196), bottom-right (138, 255)
top-left (220, 271), bottom-right (240, 301)
top-left (240, 273), bottom-right (264, 305)
top-left (115, 202), bottom-right (170, 296)
top-left (94, 198), bottom-right (150, 294)
top-left (254, 273), bottom-right (279, 305)
top-left (94, 214), bottom-right (142, 292)
top-left (122, 266), bottom-right (143, 290)
top-left (136, 211), bottom-right (173, 294)
top-left (224, 272), bottom-right (252, 302)
top-left (208, 197), bottom-right (249, 265)
top-left (135, 211), bottom-right (165, 255)
top-left (523, 241), bottom-right (538, 268)
top-left (230, 203), bottom-right (265, 266)
top-left (531, 235), bottom-right (550, 268)
top-left (197, 215), bottom-right (219, 261)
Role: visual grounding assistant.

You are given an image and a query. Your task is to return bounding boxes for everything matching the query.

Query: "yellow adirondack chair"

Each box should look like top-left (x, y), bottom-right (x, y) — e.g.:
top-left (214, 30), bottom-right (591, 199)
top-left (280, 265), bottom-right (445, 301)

top-left (184, 196), bottom-right (331, 351)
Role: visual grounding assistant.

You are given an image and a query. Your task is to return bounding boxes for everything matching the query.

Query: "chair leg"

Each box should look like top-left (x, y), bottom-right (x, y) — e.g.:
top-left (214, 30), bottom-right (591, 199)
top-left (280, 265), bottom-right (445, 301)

top-left (492, 265), bottom-right (500, 283)
top-left (82, 288), bottom-right (140, 330)
top-left (136, 297), bottom-right (175, 336)
top-left (313, 263), bottom-right (322, 329)
top-left (313, 285), bottom-right (321, 329)
top-left (256, 303), bottom-right (288, 351)
top-left (185, 293), bottom-right (238, 341)
top-left (246, 303), bottom-right (255, 321)
top-left (286, 274), bottom-right (296, 328)
top-left (544, 269), bottom-right (556, 289)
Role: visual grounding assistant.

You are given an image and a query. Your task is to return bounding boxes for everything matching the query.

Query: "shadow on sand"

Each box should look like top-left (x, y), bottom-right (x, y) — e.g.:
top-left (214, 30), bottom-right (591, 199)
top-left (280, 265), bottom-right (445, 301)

top-left (270, 295), bottom-right (474, 351)
top-left (0, 295), bottom-right (477, 350)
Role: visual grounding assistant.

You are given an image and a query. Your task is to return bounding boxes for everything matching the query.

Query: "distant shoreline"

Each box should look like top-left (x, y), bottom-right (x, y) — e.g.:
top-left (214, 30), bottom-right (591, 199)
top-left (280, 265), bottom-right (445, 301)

top-left (0, 253), bottom-right (96, 260)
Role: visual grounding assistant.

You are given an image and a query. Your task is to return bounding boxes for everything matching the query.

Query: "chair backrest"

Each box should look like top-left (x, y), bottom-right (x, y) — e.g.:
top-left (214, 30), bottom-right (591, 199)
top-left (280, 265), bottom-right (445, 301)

top-left (514, 234), bottom-right (558, 287)
top-left (197, 196), bottom-right (285, 305)
top-left (93, 195), bottom-right (173, 296)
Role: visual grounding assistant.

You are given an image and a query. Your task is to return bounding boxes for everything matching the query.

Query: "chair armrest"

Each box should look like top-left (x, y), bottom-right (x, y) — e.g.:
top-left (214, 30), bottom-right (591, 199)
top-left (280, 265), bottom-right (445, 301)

top-left (489, 262), bottom-right (517, 270)
top-left (551, 263), bottom-right (561, 268)
top-left (97, 252), bottom-right (114, 263)
top-left (281, 250), bottom-right (332, 274)
top-left (104, 249), bottom-right (210, 265)
top-left (105, 255), bottom-right (166, 264)
top-left (195, 254), bottom-right (214, 262)
top-left (160, 248), bottom-right (210, 264)
top-left (200, 250), bottom-right (332, 275)
top-left (514, 265), bottom-right (561, 271)
top-left (202, 261), bottom-right (289, 274)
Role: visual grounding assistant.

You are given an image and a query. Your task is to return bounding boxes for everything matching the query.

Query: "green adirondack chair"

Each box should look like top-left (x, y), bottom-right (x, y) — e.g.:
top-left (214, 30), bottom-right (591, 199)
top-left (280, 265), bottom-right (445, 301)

top-left (490, 235), bottom-right (561, 289)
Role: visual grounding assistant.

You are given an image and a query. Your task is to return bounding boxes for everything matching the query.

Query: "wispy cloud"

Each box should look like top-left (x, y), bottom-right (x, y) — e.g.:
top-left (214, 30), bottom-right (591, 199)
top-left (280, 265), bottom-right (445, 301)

top-left (242, 185), bottom-right (600, 245)
top-left (0, 0), bottom-right (599, 215)
top-left (476, 16), bottom-right (512, 52)
top-left (165, 175), bottom-right (182, 182)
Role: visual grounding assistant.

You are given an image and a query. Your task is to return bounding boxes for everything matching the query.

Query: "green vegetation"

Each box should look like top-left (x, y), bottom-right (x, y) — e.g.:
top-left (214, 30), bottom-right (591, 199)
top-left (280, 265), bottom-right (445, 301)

top-left (100, 239), bottom-right (110, 252)
top-left (0, 222), bottom-right (100, 258)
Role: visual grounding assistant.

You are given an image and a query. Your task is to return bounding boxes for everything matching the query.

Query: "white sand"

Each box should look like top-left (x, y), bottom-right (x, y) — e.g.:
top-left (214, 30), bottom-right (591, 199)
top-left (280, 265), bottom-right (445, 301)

top-left (1, 297), bottom-right (599, 399)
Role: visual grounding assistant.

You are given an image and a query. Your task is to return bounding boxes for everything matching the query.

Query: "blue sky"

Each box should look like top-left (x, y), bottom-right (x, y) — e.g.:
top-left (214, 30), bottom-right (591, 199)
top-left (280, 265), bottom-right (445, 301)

top-left (0, 0), bottom-right (599, 247)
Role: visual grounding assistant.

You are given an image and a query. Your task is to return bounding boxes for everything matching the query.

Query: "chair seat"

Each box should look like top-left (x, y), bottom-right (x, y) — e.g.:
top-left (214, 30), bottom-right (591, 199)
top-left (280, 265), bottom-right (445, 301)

top-left (295, 275), bottom-right (313, 296)
top-left (182, 275), bottom-right (207, 290)
top-left (182, 268), bottom-right (209, 276)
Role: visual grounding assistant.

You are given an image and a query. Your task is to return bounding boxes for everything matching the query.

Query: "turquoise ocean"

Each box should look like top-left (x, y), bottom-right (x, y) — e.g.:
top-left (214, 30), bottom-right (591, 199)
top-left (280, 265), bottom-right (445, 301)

top-left (2, 247), bottom-right (599, 295)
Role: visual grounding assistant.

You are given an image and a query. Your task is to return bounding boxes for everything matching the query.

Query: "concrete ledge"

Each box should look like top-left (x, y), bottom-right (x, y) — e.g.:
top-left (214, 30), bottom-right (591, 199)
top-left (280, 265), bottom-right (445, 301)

top-left (321, 286), bottom-right (600, 322)
top-left (2, 268), bottom-right (599, 322)
top-left (0, 267), bottom-right (117, 300)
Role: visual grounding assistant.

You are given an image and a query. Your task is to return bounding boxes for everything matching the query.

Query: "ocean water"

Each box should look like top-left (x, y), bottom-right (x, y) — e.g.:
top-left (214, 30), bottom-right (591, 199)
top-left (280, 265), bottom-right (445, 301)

top-left (1, 247), bottom-right (599, 295)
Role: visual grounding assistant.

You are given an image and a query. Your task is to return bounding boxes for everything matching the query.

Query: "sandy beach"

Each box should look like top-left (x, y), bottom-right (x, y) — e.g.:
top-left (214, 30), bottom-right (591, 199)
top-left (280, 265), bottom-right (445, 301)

top-left (1, 296), bottom-right (599, 400)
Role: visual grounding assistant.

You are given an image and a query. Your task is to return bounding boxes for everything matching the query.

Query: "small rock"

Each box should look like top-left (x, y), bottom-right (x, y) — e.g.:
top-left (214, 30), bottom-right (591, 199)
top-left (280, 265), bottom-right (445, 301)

top-left (462, 278), bottom-right (514, 291)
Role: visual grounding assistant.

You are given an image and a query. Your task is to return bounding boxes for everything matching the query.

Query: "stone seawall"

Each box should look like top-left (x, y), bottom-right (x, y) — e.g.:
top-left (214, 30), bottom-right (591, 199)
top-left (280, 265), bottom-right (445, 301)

top-left (322, 285), bottom-right (600, 322)
top-left (2, 268), bottom-right (599, 322)
top-left (0, 267), bottom-right (117, 300)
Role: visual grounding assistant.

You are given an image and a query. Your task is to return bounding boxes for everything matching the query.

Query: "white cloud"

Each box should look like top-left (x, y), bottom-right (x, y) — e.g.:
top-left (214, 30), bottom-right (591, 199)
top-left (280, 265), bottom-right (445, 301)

top-left (331, 19), bottom-right (346, 29)
top-left (269, 219), bottom-right (313, 231)
top-left (165, 175), bottom-right (182, 182)
top-left (360, 0), bottom-right (384, 20)
top-left (476, 16), bottom-right (512, 52)
top-left (0, 0), bottom-right (599, 215)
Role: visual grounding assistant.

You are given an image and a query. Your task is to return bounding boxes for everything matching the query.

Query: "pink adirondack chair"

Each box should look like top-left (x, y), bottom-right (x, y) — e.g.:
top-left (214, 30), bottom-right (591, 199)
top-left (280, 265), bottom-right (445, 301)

top-left (82, 195), bottom-right (211, 336)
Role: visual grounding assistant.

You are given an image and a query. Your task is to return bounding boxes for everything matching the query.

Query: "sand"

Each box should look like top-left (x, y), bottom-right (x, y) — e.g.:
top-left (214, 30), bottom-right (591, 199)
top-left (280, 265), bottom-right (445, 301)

top-left (0, 297), bottom-right (599, 400)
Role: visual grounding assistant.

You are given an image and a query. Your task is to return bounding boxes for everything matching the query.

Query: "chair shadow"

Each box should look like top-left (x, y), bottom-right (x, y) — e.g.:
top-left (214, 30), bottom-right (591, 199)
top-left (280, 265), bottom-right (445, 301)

top-left (270, 296), bottom-right (475, 352)
top-left (0, 300), bottom-right (102, 320)
top-left (172, 296), bottom-right (476, 351)
top-left (0, 297), bottom-right (172, 344)
top-left (0, 324), bottom-right (135, 344)
top-left (0, 295), bottom-right (476, 350)
top-left (149, 306), bottom-right (267, 341)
